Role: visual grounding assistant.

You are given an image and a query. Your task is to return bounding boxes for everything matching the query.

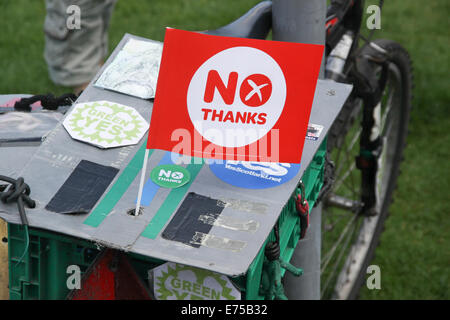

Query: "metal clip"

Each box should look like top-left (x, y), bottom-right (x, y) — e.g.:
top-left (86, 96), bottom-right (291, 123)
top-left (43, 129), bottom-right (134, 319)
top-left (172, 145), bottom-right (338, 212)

top-left (297, 180), bottom-right (306, 206)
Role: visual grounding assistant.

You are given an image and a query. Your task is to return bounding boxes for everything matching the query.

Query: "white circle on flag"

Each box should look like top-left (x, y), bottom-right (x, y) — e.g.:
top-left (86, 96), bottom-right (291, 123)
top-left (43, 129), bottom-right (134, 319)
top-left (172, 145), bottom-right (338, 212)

top-left (187, 46), bottom-right (287, 148)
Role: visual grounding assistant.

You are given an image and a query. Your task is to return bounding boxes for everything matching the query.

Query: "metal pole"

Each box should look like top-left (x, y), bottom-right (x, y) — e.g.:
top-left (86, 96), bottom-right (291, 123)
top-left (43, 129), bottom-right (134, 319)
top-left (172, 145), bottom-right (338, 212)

top-left (272, 0), bottom-right (326, 300)
top-left (272, 0), bottom-right (326, 76)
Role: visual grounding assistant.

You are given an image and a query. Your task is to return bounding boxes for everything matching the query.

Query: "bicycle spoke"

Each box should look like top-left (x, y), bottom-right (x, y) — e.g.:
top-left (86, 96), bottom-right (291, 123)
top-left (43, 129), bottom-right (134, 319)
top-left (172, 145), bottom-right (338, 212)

top-left (380, 87), bottom-right (395, 135)
top-left (321, 215), bottom-right (360, 298)
top-left (347, 128), bottom-right (362, 154)
top-left (321, 213), bottom-right (359, 273)
top-left (334, 131), bottom-right (359, 182)
top-left (323, 211), bottom-right (348, 231)
top-left (333, 162), bottom-right (357, 195)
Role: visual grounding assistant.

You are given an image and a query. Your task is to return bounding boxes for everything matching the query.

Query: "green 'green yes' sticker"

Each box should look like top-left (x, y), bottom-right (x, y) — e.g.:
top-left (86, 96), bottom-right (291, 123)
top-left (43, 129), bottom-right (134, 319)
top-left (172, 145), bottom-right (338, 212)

top-left (151, 164), bottom-right (191, 188)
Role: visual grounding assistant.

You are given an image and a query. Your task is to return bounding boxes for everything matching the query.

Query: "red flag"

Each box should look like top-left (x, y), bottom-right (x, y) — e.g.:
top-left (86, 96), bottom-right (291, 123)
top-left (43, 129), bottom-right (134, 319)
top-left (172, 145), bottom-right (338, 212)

top-left (147, 28), bottom-right (323, 163)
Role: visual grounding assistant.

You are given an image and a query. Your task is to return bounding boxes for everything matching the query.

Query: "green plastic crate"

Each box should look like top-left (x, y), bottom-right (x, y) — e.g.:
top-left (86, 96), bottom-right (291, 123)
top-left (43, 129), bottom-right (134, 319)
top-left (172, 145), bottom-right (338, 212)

top-left (7, 225), bottom-right (164, 300)
top-left (241, 139), bottom-right (326, 299)
top-left (7, 139), bottom-right (326, 300)
top-left (8, 225), bottom-right (99, 300)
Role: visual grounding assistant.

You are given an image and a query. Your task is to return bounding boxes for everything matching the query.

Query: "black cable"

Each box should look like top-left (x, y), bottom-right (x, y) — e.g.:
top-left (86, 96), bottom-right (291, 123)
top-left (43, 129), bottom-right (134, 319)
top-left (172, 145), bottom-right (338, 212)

top-left (0, 175), bottom-right (35, 266)
top-left (0, 175), bottom-right (35, 226)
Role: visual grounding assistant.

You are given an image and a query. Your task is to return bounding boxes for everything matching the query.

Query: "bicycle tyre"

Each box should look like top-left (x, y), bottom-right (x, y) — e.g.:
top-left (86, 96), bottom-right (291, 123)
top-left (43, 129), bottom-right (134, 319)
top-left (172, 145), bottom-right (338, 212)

top-left (321, 39), bottom-right (413, 299)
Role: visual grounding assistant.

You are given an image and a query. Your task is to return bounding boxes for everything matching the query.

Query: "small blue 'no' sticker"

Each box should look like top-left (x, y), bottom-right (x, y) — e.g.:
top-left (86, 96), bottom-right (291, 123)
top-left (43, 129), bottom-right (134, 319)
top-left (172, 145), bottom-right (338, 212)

top-left (209, 161), bottom-right (300, 189)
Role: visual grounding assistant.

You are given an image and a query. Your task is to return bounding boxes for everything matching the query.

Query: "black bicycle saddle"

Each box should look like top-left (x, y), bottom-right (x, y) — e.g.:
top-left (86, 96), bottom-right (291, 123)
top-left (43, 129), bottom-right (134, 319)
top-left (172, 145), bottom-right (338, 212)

top-left (202, 1), bottom-right (272, 40)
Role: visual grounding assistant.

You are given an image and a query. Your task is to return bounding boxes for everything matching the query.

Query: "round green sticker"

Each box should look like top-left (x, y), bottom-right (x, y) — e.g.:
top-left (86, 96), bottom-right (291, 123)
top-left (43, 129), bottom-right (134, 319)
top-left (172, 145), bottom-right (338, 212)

top-left (151, 164), bottom-right (190, 188)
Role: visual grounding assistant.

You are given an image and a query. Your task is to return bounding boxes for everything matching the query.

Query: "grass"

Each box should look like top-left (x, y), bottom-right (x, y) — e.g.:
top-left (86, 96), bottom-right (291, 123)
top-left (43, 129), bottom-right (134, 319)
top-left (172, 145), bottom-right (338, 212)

top-left (0, 0), bottom-right (448, 299)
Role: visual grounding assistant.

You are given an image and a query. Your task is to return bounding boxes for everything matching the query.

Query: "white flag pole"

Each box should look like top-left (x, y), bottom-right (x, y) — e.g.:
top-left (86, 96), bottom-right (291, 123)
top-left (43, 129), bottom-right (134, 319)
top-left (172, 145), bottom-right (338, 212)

top-left (135, 148), bottom-right (150, 216)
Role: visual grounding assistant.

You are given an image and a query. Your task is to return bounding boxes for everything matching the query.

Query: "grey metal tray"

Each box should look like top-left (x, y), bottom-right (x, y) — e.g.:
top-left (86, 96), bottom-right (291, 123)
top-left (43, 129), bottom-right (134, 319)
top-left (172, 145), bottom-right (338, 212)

top-left (0, 34), bottom-right (352, 276)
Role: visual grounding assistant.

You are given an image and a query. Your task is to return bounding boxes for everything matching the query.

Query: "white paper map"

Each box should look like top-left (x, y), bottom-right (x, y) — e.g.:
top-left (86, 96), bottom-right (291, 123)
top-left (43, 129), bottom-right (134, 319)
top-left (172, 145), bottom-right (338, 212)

top-left (95, 38), bottom-right (163, 99)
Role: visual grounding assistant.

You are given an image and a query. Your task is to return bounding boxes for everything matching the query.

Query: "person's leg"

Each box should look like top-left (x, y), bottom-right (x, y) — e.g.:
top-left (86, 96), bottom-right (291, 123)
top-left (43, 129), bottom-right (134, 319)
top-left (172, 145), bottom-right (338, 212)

top-left (73, 0), bottom-right (117, 94)
top-left (44, 0), bottom-right (116, 93)
top-left (100, 0), bottom-right (118, 60)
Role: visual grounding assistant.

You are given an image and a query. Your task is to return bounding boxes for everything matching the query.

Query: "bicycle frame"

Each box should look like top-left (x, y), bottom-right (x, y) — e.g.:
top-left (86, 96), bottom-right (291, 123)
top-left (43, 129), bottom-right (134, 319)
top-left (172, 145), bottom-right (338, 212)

top-left (204, 0), bottom-right (391, 299)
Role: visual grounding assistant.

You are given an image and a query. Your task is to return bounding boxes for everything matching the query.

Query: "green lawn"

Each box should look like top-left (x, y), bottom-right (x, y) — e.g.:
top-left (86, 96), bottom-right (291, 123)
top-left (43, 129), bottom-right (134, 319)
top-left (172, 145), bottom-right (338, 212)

top-left (0, 0), bottom-right (448, 299)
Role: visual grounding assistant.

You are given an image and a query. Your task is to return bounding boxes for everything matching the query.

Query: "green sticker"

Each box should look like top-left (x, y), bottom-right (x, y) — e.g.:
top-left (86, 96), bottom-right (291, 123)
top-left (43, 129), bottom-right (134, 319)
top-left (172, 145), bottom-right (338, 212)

top-left (63, 100), bottom-right (148, 149)
top-left (153, 262), bottom-right (240, 300)
top-left (151, 164), bottom-right (191, 188)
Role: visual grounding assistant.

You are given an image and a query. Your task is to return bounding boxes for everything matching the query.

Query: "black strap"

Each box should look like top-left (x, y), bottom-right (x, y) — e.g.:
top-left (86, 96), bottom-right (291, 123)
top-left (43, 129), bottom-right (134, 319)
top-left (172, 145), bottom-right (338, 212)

top-left (14, 93), bottom-right (77, 112)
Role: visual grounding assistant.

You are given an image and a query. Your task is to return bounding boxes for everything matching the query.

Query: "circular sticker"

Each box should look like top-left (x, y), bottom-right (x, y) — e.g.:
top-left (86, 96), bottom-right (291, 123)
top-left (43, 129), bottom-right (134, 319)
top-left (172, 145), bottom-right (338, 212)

top-left (151, 164), bottom-right (191, 188)
top-left (187, 46), bottom-right (287, 148)
top-left (209, 161), bottom-right (300, 189)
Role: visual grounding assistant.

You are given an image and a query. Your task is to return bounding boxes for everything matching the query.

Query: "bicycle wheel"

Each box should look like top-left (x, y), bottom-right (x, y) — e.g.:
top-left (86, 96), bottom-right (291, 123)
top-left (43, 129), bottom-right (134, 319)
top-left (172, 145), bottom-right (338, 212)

top-left (320, 39), bottom-right (413, 299)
